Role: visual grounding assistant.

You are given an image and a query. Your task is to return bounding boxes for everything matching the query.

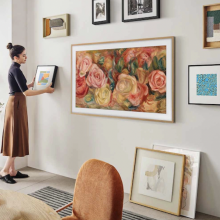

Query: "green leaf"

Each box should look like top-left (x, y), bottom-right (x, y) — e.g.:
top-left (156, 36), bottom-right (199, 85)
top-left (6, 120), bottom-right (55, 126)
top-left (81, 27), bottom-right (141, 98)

top-left (148, 63), bottom-right (154, 72)
top-left (116, 57), bottom-right (124, 73)
top-left (143, 61), bottom-right (148, 70)
top-left (155, 94), bottom-right (166, 101)
top-left (130, 59), bottom-right (138, 76)
top-left (98, 56), bottom-right (105, 65)
top-left (152, 56), bottom-right (159, 70)
top-left (158, 57), bottom-right (166, 71)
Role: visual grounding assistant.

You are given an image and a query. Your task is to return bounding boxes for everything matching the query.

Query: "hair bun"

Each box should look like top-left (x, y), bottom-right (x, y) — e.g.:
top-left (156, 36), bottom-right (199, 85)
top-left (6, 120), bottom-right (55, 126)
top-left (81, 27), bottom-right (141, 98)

top-left (6, 43), bottom-right (13, 50)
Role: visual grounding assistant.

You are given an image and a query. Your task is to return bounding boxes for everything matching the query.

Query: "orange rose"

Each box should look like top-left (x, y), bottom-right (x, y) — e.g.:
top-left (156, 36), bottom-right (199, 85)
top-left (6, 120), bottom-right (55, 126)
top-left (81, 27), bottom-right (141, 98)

top-left (149, 70), bottom-right (166, 93)
top-left (76, 75), bottom-right (89, 98)
top-left (122, 48), bottom-right (136, 64)
top-left (128, 83), bottom-right (148, 106)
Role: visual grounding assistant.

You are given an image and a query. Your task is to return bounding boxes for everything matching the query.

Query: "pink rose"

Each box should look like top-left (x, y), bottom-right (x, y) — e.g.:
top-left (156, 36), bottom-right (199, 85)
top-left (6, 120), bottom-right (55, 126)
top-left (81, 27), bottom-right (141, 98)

top-left (86, 64), bottom-right (106, 88)
top-left (128, 83), bottom-right (149, 106)
top-left (76, 51), bottom-right (86, 70)
top-left (149, 70), bottom-right (166, 93)
top-left (79, 54), bottom-right (92, 77)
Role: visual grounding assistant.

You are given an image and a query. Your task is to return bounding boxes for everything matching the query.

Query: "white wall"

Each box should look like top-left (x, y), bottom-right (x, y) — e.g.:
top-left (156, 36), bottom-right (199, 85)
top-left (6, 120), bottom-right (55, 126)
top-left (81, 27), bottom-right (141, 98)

top-left (0, 0), bottom-right (27, 169)
top-left (26, 0), bottom-right (220, 217)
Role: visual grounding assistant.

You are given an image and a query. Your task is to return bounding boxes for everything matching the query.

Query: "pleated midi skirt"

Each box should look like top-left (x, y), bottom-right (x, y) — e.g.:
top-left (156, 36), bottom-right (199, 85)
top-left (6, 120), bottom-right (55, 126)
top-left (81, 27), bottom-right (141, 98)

top-left (1, 92), bottom-right (29, 157)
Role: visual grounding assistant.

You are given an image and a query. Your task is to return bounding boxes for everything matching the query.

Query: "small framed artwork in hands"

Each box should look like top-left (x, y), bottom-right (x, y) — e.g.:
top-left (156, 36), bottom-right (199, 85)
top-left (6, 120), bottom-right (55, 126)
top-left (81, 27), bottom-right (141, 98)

top-left (92, 0), bottom-right (110, 25)
top-left (188, 64), bottom-right (220, 105)
top-left (122, 0), bottom-right (160, 23)
top-left (153, 144), bottom-right (201, 219)
top-left (72, 37), bottom-right (175, 122)
top-left (130, 147), bottom-right (185, 216)
top-left (203, 4), bottom-right (220, 48)
top-left (33, 65), bottom-right (58, 91)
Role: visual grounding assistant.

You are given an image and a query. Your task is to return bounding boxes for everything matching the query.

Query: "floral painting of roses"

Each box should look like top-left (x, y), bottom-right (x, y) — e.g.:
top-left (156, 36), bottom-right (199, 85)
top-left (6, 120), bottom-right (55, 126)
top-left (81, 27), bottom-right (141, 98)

top-left (72, 37), bottom-right (174, 122)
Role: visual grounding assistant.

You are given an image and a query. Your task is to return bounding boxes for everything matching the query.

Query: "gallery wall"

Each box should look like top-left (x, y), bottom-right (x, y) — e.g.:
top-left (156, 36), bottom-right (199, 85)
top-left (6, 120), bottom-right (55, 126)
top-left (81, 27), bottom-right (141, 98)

top-left (26, 0), bottom-right (220, 217)
top-left (0, 0), bottom-right (27, 169)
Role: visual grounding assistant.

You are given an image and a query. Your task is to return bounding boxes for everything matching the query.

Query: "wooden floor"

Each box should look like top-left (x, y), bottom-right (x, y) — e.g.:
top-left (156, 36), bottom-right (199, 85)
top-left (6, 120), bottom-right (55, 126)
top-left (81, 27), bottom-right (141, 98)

top-left (0, 167), bottom-right (219, 220)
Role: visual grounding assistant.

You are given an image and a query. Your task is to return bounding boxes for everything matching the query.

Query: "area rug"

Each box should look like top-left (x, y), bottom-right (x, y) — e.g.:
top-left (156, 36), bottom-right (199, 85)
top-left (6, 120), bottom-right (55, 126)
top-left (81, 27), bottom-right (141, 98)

top-left (28, 186), bottom-right (154, 219)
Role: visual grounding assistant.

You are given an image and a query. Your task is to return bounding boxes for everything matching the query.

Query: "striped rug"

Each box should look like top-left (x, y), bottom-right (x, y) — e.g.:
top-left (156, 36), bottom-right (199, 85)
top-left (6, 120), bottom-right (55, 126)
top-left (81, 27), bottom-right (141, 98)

top-left (29, 186), bottom-right (154, 219)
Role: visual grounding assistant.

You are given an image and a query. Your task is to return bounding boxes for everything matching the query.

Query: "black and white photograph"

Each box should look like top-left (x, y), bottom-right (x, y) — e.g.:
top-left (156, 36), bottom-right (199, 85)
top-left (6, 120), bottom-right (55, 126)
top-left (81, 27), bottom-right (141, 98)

top-left (128, 0), bottom-right (152, 15)
top-left (122, 0), bottom-right (160, 22)
top-left (92, 0), bottom-right (110, 25)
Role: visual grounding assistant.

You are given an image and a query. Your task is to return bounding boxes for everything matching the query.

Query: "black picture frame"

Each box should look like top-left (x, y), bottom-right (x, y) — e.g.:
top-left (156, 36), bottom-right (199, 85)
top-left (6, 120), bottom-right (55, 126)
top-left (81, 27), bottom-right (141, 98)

top-left (122, 0), bottom-right (160, 23)
top-left (92, 0), bottom-right (110, 25)
top-left (188, 64), bottom-right (220, 106)
top-left (33, 65), bottom-right (58, 90)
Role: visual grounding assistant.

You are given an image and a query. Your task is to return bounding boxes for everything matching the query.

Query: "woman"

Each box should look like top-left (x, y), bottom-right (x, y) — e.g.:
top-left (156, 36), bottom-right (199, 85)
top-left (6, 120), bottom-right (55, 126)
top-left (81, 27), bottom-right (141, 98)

top-left (0, 43), bottom-right (54, 184)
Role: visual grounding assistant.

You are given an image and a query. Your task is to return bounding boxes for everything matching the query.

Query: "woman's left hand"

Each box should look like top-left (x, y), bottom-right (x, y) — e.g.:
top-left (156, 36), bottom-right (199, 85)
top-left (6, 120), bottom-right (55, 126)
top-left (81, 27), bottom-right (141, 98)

top-left (30, 77), bottom-right (35, 87)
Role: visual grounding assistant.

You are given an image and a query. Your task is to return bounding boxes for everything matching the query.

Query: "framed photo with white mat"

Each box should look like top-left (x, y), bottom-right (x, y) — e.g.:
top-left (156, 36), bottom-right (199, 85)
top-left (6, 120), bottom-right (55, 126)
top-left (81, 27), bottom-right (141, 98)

top-left (129, 147), bottom-right (185, 216)
top-left (33, 65), bottom-right (58, 90)
top-left (92, 0), bottom-right (110, 25)
top-left (153, 144), bottom-right (201, 219)
top-left (122, 0), bottom-right (160, 22)
top-left (188, 64), bottom-right (220, 105)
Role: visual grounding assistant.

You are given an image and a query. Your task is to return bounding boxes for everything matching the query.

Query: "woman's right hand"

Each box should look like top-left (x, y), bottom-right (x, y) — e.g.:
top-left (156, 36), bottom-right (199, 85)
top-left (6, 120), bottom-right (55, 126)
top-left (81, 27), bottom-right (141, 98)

top-left (45, 83), bottom-right (55, 94)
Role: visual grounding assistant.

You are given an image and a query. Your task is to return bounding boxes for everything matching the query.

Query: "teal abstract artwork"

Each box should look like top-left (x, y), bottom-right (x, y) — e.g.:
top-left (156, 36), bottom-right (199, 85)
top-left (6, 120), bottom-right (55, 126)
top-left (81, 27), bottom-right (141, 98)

top-left (197, 74), bottom-right (217, 96)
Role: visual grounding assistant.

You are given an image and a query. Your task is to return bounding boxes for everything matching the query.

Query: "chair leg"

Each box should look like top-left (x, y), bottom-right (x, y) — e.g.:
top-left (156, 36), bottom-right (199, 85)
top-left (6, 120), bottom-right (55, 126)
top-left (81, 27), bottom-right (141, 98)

top-left (56, 202), bottom-right (73, 213)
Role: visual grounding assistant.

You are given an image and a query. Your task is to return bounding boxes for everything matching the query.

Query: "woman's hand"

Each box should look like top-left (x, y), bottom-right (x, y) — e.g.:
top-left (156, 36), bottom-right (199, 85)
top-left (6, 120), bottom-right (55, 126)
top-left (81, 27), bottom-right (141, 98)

top-left (30, 77), bottom-right (35, 88)
top-left (45, 83), bottom-right (55, 93)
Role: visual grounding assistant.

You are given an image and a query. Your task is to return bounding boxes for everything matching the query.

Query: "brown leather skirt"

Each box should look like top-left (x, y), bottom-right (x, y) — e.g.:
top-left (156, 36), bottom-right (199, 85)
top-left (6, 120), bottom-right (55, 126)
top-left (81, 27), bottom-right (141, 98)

top-left (1, 92), bottom-right (29, 157)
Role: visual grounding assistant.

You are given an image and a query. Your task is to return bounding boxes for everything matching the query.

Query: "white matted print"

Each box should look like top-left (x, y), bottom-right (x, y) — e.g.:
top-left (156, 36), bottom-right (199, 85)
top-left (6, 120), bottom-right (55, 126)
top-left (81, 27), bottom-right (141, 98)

top-left (188, 65), bottom-right (220, 105)
top-left (153, 144), bottom-right (201, 219)
top-left (33, 65), bottom-right (58, 90)
top-left (123, 0), bottom-right (160, 22)
top-left (94, 0), bottom-right (106, 22)
top-left (139, 157), bottom-right (175, 202)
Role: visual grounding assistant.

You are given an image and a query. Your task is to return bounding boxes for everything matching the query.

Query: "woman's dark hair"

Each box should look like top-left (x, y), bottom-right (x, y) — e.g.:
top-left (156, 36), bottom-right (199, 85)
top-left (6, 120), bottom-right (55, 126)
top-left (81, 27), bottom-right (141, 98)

top-left (6, 43), bottom-right (25, 60)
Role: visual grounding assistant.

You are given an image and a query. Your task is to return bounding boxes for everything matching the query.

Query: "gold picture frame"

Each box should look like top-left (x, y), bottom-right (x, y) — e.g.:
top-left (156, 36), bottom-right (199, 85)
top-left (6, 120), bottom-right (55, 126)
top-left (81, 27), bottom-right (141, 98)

top-left (129, 147), bottom-right (185, 216)
top-left (71, 37), bottom-right (175, 123)
top-left (203, 4), bottom-right (220, 49)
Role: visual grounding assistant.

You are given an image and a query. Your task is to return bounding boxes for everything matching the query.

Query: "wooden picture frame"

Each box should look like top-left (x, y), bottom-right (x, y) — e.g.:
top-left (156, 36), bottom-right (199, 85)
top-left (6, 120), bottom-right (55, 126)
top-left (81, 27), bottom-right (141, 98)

top-left (71, 36), bottom-right (175, 123)
top-left (188, 64), bottom-right (220, 105)
top-left (129, 147), bottom-right (185, 216)
top-left (203, 4), bottom-right (220, 49)
top-left (92, 0), bottom-right (110, 25)
top-left (122, 0), bottom-right (160, 23)
top-left (43, 14), bottom-right (70, 38)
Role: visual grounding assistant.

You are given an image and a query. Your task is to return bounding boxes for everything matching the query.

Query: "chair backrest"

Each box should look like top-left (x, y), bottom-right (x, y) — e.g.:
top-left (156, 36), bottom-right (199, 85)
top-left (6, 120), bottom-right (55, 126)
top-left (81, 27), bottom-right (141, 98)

top-left (72, 159), bottom-right (124, 220)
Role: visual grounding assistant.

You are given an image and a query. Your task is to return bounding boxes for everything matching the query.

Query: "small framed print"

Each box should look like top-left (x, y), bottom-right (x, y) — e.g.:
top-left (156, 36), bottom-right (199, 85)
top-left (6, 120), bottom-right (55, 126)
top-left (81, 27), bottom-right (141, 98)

top-left (92, 0), bottom-right (110, 25)
top-left (188, 64), bottom-right (220, 105)
top-left (203, 4), bottom-right (220, 49)
top-left (33, 65), bottom-right (58, 90)
top-left (130, 147), bottom-right (185, 216)
top-left (122, 0), bottom-right (160, 23)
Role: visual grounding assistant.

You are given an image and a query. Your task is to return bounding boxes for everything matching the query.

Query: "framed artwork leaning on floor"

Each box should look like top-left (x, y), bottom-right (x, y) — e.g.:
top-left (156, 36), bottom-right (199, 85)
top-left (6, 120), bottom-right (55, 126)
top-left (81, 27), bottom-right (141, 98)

top-left (153, 144), bottom-right (201, 219)
top-left (71, 37), bottom-right (175, 122)
top-left (129, 147), bottom-right (185, 216)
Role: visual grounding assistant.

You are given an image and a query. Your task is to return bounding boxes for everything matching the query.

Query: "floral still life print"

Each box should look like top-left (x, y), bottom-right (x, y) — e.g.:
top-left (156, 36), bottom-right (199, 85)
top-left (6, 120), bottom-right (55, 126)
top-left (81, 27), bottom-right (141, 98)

top-left (75, 46), bottom-right (167, 113)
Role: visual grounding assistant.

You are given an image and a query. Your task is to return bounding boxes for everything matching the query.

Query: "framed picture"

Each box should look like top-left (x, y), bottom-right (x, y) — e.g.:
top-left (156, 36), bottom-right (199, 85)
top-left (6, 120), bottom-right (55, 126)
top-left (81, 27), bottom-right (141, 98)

top-left (71, 37), bottom-right (175, 122)
top-left (92, 0), bottom-right (110, 25)
top-left (122, 0), bottom-right (160, 23)
top-left (203, 4), bottom-right (220, 49)
top-left (130, 147), bottom-right (185, 216)
top-left (188, 64), bottom-right (220, 105)
top-left (33, 65), bottom-right (58, 90)
top-left (153, 144), bottom-right (201, 219)
top-left (43, 14), bottom-right (70, 38)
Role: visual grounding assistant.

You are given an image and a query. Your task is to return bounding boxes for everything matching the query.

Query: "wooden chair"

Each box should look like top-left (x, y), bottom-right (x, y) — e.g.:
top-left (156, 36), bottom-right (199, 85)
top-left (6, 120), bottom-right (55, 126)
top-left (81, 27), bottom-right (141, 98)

top-left (56, 159), bottom-right (124, 220)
